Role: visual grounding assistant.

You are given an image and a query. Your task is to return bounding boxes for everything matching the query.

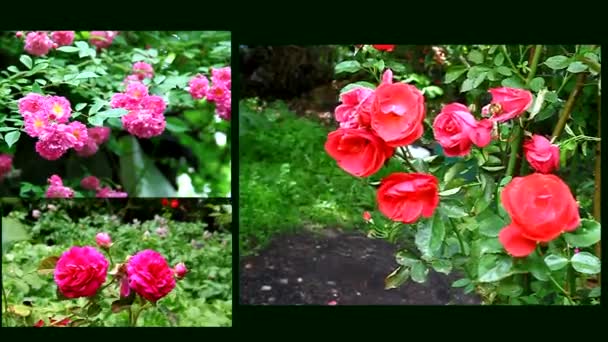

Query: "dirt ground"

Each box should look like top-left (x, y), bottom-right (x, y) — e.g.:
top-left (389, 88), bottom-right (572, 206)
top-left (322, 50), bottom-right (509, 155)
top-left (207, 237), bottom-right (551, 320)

top-left (239, 228), bottom-right (482, 305)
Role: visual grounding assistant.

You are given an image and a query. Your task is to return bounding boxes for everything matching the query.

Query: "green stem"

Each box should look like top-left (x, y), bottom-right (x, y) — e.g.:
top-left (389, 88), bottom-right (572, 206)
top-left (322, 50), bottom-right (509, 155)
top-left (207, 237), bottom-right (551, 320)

top-left (525, 45), bottom-right (543, 85)
top-left (548, 274), bottom-right (575, 305)
top-left (128, 307), bottom-right (133, 326)
top-left (501, 45), bottom-right (525, 81)
top-left (398, 147), bottom-right (419, 172)
top-left (131, 302), bottom-right (151, 327)
top-left (448, 218), bottom-right (466, 254)
top-left (552, 73), bottom-right (586, 139)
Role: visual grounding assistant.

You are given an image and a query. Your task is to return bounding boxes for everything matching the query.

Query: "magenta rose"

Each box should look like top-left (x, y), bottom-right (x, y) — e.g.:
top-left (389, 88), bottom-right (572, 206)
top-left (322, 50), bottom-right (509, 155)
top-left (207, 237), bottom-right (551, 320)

top-left (433, 103), bottom-right (493, 157)
top-left (482, 87), bottom-right (533, 122)
top-left (524, 135), bottom-right (560, 174)
top-left (126, 250), bottom-right (176, 302)
top-left (54, 246), bottom-right (109, 298)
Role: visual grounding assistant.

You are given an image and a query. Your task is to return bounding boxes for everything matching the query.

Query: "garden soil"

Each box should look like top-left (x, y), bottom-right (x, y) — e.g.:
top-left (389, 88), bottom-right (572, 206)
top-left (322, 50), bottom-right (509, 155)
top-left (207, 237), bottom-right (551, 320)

top-left (240, 228), bottom-right (482, 305)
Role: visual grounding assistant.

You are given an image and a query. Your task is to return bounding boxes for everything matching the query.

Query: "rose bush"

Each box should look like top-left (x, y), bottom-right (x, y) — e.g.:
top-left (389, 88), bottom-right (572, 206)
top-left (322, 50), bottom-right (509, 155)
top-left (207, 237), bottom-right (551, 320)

top-left (327, 44), bottom-right (601, 305)
top-left (0, 31), bottom-right (231, 198)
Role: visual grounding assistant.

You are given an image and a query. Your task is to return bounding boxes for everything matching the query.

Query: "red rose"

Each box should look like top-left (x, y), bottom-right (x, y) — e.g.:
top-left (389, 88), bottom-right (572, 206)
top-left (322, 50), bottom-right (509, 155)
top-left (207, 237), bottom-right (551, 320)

top-left (499, 173), bottom-right (580, 257)
top-left (524, 135), bottom-right (559, 174)
top-left (372, 45), bottom-right (395, 52)
top-left (325, 128), bottom-right (394, 177)
top-left (432, 103), bottom-right (493, 157)
top-left (481, 87), bottom-right (533, 122)
top-left (161, 198), bottom-right (169, 206)
top-left (170, 199), bottom-right (179, 208)
top-left (371, 81), bottom-right (426, 147)
top-left (377, 173), bottom-right (439, 223)
top-left (363, 211), bottom-right (372, 221)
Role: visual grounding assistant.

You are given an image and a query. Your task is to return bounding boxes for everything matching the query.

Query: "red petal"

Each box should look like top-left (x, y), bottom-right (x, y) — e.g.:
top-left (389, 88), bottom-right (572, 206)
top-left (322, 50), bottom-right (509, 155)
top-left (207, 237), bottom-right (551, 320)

top-left (498, 224), bottom-right (537, 257)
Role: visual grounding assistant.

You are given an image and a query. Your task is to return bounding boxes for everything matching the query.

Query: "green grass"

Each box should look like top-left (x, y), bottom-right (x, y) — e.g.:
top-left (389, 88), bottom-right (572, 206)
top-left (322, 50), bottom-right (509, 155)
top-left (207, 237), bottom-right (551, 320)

top-left (239, 100), bottom-right (396, 255)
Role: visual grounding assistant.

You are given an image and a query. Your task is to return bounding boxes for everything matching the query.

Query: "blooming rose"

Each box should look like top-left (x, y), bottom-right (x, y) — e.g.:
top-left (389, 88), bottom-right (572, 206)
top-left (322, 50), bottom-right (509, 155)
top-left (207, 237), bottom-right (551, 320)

top-left (50, 31), bottom-right (75, 46)
top-left (18, 93), bottom-right (47, 117)
top-left (81, 176), bottom-right (101, 190)
top-left (377, 173), bottom-right (439, 223)
top-left (334, 87), bottom-right (374, 128)
top-left (24, 32), bottom-right (54, 56)
top-left (325, 128), bottom-right (394, 177)
top-left (433, 103), bottom-right (493, 157)
top-left (372, 45), bottom-right (395, 52)
top-left (524, 135), bottom-right (559, 174)
top-left (371, 75), bottom-right (426, 147)
top-left (126, 250), bottom-right (176, 302)
top-left (498, 173), bottom-right (580, 257)
top-left (54, 246), bottom-right (109, 298)
top-left (188, 74), bottom-right (209, 100)
top-left (132, 61), bottom-right (154, 80)
top-left (45, 174), bottom-right (74, 198)
top-left (89, 31), bottom-right (118, 49)
top-left (211, 66), bottom-right (231, 89)
top-left (482, 87), bottom-right (533, 122)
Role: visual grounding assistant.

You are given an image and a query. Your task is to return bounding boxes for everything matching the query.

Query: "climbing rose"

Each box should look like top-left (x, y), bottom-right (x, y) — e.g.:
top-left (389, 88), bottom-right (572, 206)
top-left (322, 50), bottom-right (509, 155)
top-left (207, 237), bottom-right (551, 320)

top-left (482, 87), bottom-right (533, 122)
top-left (126, 250), bottom-right (176, 302)
top-left (18, 93), bottom-right (47, 117)
top-left (325, 128), bottom-right (394, 177)
top-left (50, 31), bottom-right (75, 46)
top-left (121, 109), bottom-right (166, 138)
top-left (376, 173), bottom-right (439, 224)
top-left (524, 135), bottom-right (560, 174)
top-left (36, 125), bottom-right (75, 160)
top-left (54, 246), bottom-right (109, 298)
top-left (87, 127), bottom-right (111, 145)
top-left (188, 74), bottom-right (209, 100)
top-left (211, 66), bottom-right (231, 88)
top-left (45, 174), bottom-right (74, 198)
top-left (132, 61), bottom-right (154, 80)
top-left (80, 176), bottom-right (101, 190)
top-left (498, 173), bottom-right (580, 257)
top-left (44, 96), bottom-right (72, 123)
top-left (24, 31), bottom-right (54, 56)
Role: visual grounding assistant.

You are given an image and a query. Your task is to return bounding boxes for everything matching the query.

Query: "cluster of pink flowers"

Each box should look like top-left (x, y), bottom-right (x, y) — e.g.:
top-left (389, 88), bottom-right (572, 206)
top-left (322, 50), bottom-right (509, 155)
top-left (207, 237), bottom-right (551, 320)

top-left (75, 126), bottom-right (111, 158)
top-left (89, 31), bottom-right (119, 49)
top-left (45, 175), bottom-right (75, 198)
top-left (17, 31), bottom-right (75, 56)
top-left (18, 93), bottom-right (93, 160)
top-left (111, 80), bottom-right (167, 138)
top-left (54, 232), bottom-right (187, 304)
top-left (79, 175), bottom-right (128, 198)
top-left (125, 62), bottom-right (154, 82)
top-left (188, 66), bottom-right (231, 121)
top-left (0, 154), bottom-right (13, 181)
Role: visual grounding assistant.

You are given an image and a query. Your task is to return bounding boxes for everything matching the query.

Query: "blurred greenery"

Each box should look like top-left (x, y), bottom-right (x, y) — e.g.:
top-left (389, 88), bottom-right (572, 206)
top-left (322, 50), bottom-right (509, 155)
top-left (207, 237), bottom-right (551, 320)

top-left (1, 199), bottom-right (232, 327)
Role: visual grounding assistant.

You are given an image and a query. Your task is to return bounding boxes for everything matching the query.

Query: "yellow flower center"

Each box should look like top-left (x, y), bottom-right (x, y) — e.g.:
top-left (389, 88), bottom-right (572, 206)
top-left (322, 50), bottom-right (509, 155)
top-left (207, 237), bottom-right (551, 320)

top-left (53, 104), bottom-right (63, 115)
top-left (34, 119), bottom-right (44, 128)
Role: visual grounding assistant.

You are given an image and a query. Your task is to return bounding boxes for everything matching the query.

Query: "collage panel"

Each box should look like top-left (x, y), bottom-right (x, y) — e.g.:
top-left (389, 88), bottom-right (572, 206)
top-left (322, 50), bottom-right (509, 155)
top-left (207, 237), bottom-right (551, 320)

top-left (1, 197), bottom-right (232, 327)
top-left (0, 31), bottom-right (231, 199)
top-left (239, 45), bottom-right (601, 306)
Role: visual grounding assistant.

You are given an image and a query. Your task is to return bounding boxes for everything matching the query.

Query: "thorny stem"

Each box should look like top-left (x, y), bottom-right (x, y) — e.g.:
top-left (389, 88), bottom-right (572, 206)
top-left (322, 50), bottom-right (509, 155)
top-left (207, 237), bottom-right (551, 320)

top-left (398, 147), bottom-right (419, 173)
top-left (506, 45), bottom-right (542, 178)
top-left (548, 274), bottom-right (575, 305)
top-left (502, 45), bottom-right (525, 81)
top-left (552, 73), bottom-right (587, 139)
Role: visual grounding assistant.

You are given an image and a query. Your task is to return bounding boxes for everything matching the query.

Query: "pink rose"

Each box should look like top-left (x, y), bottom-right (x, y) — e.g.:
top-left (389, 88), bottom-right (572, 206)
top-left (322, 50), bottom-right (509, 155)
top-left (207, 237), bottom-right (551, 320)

top-left (482, 87), bottom-right (533, 122)
top-left (524, 135), bottom-right (560, 174)
top-left (81, 175), bottom-right (101, 190)
top-left (173, 262), bottom-right (188, 279)
top-left (127, 250), bottom-right (176, 302)
top-left (0, 154), bottom-right (13, 180)
top-left (95, 232), bottom-right (112, 249)
top-left (433, 103), bottom-right (492, 157)
top-left (50, 31), bottom-right (75, 46)
top-left (334, 87), bottom-right (374, 129)
top-left (54, 246), bottom-right (109, 298)
top-left (45, 174), bottom-right (74, 198)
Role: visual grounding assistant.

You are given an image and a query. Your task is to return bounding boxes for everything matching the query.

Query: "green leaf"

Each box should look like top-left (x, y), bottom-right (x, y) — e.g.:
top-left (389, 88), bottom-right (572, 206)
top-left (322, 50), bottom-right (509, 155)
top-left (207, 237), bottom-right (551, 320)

top-left (4, 131), bottom-right (21, 148)
top-left (87, 303), bottom-right (102, 317)
top-left (501, 76), bottom-right (524, 88)
top-left (335, 60), bottom-right (362, 74)
top-left (567, 61), bottom-right (588, 73)
top-left (415, 215), bottom-right (445, 257)
top-left (478, 254), bottom-right (513, 282)
top-left (588, 287), bottom-right (601, 298)
top-left (570, 252), bottom-right (601, 274)
top-left (75, 103), bottom-right (87, 111)
top-left (20, 55), bottom-right (32, 69)
top-left (56, 46), bottom-right (80, 53)
top-left (438, 203), bottom-right (468, 218)
top-left (395, 249), bottom-right (419, 267)
top-left (528, 89), bottom-right (547, 120)
top-left (340, 81), bottom-right (376, 94)
top-left (529, 77), bottom-right (545, 92)
top-left (0, 127), bottom-right (18, 132)
top-left (481, 165), bottom-right (506, 172)
top-left (384, 266), bottom-right (410, 289)
top-left (10, 305), bottom-right (32, 317)
top-left (2, 217), bottom-right (30, 251)
top-left (472, 72), bottom-right (487, 89)
top-left (497, 282), bottom-right (523, 297)
top-left (494, 53), bottom-right (505, 66)
top-left (478, 213), bottom-right (505, 237)
top-left (444, 162), bottom-right (464, 184)
top-left (444, 66), bottom-right (467, 84)
top-left (452, 278), bottom-right (471, 288)
top-left (526, 253), bottom-right (550, 281)
top-left (563, 219), bottom-right (601, 247)
top-left (479, 237), bottom-right (503, 255)
top-left (496, 66), bottom-right (513, 76)
top-left (410, 261), bottom-right (429, 283)
top-left (96, 108), bottom-right (128, 118)
top-left (119, 136), bottom-right (177, 197)
top-left (165, 117), bottom-right (190, 133)
top-left (7, 66), bottom-right (19, 73)
top-left (460, 79), bottom-right (474, 93)
top-left (467, 50), bottom-right (484, 64)
top-left (544, 254), bottom-right (569, 271)
top-left (37, 256), bottom-right (59, 275)
top-left (76, 71), bottom-right (99, 79)
top-left (431, 259), bottom-right (452, 275)
top-left (88, 101), bottom-right (105, 115)
top-left (544, 55), bottom-right (570, 70)
top-left (439, 187), bottom-right (461, 197)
